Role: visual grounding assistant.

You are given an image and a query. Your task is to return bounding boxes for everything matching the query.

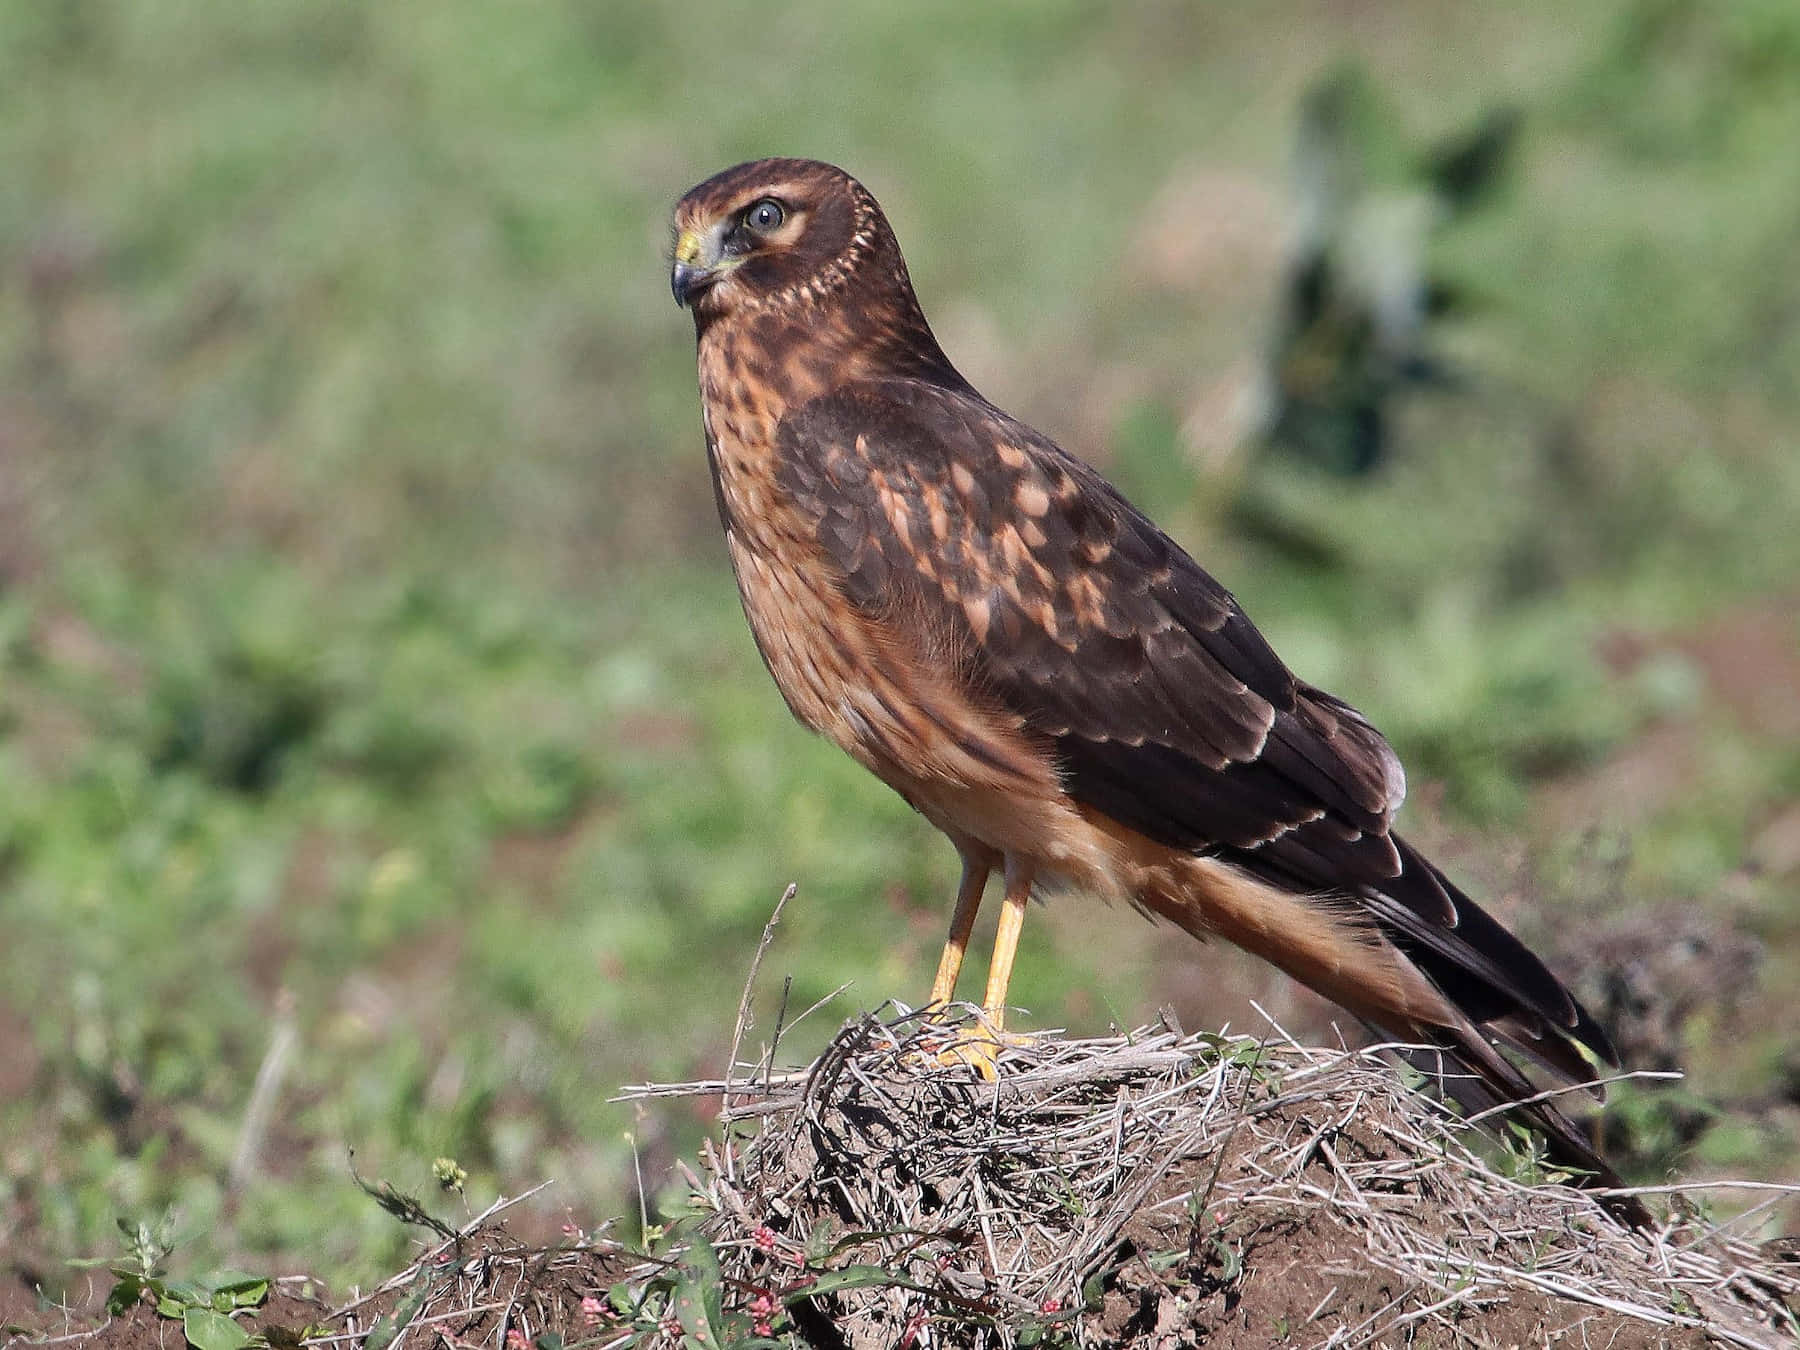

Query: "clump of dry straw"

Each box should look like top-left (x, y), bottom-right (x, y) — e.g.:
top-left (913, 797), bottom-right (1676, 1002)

top-left (621, 1003), bottom-right (1798, 1348)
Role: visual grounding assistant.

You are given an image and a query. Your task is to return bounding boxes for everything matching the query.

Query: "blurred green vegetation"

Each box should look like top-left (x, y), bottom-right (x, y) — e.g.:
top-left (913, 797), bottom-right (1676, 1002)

top-left (3, 0), bottom-right (1799, 1295)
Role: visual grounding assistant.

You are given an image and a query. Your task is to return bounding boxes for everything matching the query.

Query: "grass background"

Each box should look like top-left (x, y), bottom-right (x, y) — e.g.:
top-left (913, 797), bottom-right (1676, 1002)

top-left (3, 0), bottom-right (1798, 1296)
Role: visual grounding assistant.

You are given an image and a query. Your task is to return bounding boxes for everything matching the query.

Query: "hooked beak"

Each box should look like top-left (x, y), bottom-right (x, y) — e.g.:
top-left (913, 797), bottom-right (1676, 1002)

top-left (670, 226), bottom-right (726, 308)
top-left (670, 260), bottom-right (709, 307)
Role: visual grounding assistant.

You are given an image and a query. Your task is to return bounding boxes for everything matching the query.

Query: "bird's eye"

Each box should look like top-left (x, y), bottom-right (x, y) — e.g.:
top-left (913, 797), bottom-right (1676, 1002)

top-left (744, 199), bottom-right (785, 232)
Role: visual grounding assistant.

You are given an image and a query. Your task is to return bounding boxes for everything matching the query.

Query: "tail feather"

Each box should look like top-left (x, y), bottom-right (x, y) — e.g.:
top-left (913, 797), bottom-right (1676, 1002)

top-left (1393, 1019), bottom-right (1653, 1230)
top-left (1487, 1012), bottom-right (1608, 1097)
top-left (1135, 848), bottom-right (1651, 1228)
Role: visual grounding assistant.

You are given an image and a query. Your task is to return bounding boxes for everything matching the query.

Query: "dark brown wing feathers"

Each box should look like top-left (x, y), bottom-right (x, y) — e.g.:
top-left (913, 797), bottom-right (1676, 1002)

top-left (682, 159), bottom-right (1641, 1219)
top-left (778, 378), bottom-right (1617, 1074)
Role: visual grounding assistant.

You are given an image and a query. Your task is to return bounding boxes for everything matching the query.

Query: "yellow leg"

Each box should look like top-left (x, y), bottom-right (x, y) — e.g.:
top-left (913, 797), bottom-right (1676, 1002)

top-left (930, 858), bottom-right (1035, 1080)
top-left (980, 858), bottom-right (1035, 1032)
top-left (928, 852), bottom-right (991, 1008)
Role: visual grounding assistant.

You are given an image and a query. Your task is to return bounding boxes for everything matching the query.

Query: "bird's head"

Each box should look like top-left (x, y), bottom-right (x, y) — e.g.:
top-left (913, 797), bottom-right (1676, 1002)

top-left (669, 158), bottom-right (903, 321)
top-left (671, 158), bottom-right (964, 387)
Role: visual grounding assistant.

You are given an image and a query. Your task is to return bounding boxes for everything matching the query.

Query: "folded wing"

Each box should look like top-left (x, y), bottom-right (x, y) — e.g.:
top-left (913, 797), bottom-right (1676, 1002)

top-left (776, 377), bottom-right (1615, 1078)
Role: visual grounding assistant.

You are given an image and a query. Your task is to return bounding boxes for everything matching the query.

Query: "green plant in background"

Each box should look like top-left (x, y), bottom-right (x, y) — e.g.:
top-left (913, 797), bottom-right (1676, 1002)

top-left (83, 1215), bottom-right (273, 1350)
top-left (2, 0), bottom-right (1799, 1299)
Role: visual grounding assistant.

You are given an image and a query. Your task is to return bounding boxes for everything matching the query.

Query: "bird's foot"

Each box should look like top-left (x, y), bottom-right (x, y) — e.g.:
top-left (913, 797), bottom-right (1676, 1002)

top-left (916, 1008), bottom-right (1032, 1081)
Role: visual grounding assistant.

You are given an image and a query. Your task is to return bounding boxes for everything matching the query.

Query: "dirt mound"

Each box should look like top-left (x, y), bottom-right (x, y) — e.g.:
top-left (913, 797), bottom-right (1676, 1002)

top-left (8, 1015), bottom-right (1796, 1349)
top-left (617, 1013), bottom-right (1796, 1347)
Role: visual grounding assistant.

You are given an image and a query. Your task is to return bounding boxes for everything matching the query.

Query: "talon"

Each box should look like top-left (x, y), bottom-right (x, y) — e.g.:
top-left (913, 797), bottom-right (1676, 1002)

top-left (937, 1032), bottom-right (1004, 1081)
top-left (930, 1014), bottom-right (1034, 1080)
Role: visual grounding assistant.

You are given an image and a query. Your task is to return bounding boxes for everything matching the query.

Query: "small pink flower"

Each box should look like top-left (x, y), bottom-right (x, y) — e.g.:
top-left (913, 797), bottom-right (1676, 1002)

top-left (748, 1293), bottom-right (775, 1318)
top-left (504, 1330), bottom-right (527, 1350)
top-left (753, 1321), bottom-right (772, 1338)
top-left (752, 1224), bottom-right (777, 1254)
top-left (657, 1311), bottom-right (681, 1339)
top-left (1039, 1297), bottom-right (1062, 1316)
top-left (579, 1296), bottom-right (605, 1326)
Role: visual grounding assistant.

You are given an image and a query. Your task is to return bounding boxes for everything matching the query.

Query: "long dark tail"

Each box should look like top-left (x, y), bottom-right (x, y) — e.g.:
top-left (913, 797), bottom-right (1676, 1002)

top-left (1395, 1021), bottom-right (1654, 1229)
top-left (1144, 844), bottom-right (1654, 1229)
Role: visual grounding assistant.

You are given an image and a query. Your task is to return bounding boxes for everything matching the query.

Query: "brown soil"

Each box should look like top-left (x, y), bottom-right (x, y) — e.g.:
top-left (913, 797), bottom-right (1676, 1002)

top-left (0, 1211), bottom-right (1729, 1350)
top-left (4, 1287), bottom-right (331, 1350)
top-left (10, 1020), bottom-right (1796, 1350)
top-left (1094, 1163), bottom-right (1701, 1350)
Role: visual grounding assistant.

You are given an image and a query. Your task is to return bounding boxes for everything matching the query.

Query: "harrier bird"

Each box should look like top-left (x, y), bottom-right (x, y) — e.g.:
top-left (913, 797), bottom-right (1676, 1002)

top-left (670, 158), bottom-right (1642, 1218)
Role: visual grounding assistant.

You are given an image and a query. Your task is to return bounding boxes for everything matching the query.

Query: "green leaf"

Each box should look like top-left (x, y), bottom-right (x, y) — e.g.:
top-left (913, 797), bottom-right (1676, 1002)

top-left (802, 1218), bottom-right (839, 1263)
top-left (702, 1281), bottom-right (725, 1341)
top-left (183, 1307), bottom-right (250, 1350)
top-left (361, 1270), bottom-right (434, 1350)
top-left (679, 1235), bottom-right (721, 1287)
top-left (1080, 1268), bottom-right (1108, 1311)
top-left (792, 1266), bottom-right (915, 1299)
top-left (164, 1279), bottom-right (209, 1307)
top-left (669, 1276), bottom-right (718, 1349)
top-left (209, 1273), bottom-right (271, 1307)
top-left (106, 1275), bottom-right (144, 1316)
top-left (671, 1236), bottom-right (728, 1346)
